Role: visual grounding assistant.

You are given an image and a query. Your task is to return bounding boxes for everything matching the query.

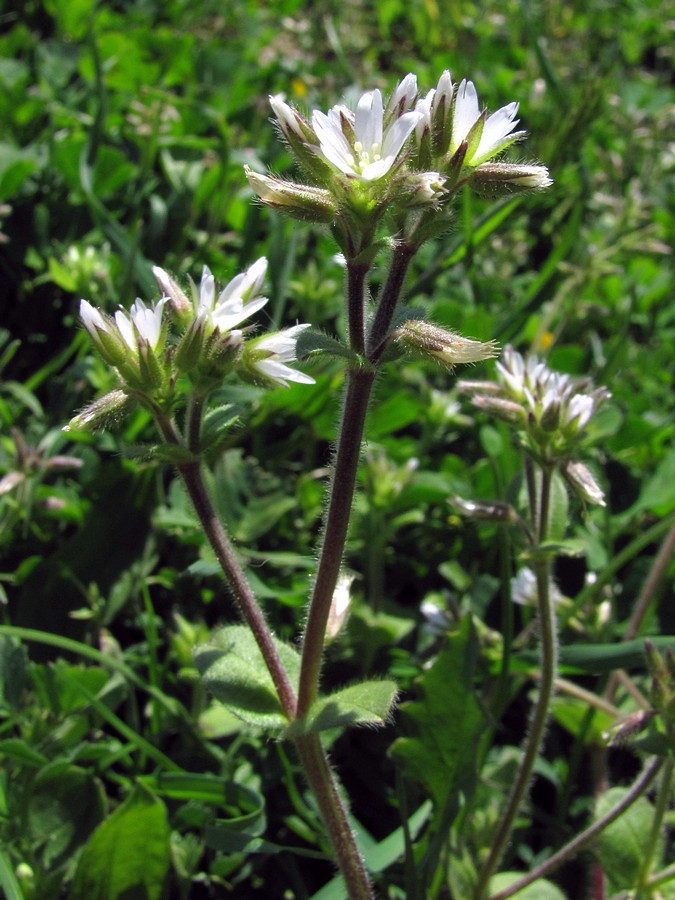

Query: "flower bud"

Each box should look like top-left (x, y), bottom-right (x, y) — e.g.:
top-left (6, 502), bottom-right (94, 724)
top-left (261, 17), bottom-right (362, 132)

top-left (399, 171), bottom-right (446, 207)
top-left (326, 573), bottom-right (354, 641)
top-left (561, 459), bottom-right (606, 507)
top-left (470, 162), bottom-right (553, 196)
top-left (152, 265), bottom-right (192, 322)
top-left (393, 320), bottom-right (498, 369)
top-left (453, 496), bottom-right (519, 523)
top-left (245, 167), bottom-right (337, 223)
top-left (64, 389), bottom-right (133, 432)
top-left (269, 94), bottom-right (332, 182)
top-left (470, 394), bottom-right (527, 424)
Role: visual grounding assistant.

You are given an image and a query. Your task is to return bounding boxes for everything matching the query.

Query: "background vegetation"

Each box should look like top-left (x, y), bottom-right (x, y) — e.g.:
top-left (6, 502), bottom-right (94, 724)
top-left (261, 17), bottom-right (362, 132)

top-left (0, 0), bottom-right (673, 898)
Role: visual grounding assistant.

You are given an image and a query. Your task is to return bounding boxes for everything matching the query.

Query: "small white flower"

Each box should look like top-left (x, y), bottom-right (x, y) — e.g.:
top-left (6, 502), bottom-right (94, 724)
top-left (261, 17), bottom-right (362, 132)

top-left (249, 324), bottom-right (316, 387)
top-left (196, 259), bottom-right (269, 332)
top-left (312, 88), bottom-right (422, 181)
top-left (115, 297), bottom-right (167, 351)
top-left (451, 79), bottom-right (525, 165)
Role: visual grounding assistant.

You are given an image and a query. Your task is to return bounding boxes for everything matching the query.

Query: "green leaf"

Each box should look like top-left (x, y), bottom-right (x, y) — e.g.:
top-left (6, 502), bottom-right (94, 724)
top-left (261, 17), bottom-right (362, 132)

top-left (69, 784), bottom-right (170, 900)
top-left (286, 680), bottom-right (399, 737)
top-left (490, 873), bottom-right (566, 899)
top-left (194, 625), bottom-right (300, 730)
top-left (295, 329), bottom-right (359, 363)
top-left (595, 787), bottom-right (662, 891)
top-left (390, 616), bottom-right (486, 808)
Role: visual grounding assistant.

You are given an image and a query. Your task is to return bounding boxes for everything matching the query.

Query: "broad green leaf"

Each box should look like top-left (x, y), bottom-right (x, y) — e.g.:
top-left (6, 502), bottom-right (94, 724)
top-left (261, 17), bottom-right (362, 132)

top-left (490, 873), bottom-right (566, 899)
top-left (194, 625), bottom-right (300, 730)
top-left (286, 680), bottom-right (399, 737)
top-left (69, 784), bottom-right (170, 900)
top-left (595, 788), bottom-right (663, 891)
top-left (390, 616), bottom-right (486, 808)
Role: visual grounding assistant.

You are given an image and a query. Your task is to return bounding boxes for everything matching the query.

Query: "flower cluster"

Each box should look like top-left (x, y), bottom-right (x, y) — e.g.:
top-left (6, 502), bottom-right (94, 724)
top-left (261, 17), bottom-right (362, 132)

top-left (69, 258), bottom-right (314, 432)
top-left (459, 345), bottom-right (609, 503)
top-left (247, 71), bottom-right (551, 234)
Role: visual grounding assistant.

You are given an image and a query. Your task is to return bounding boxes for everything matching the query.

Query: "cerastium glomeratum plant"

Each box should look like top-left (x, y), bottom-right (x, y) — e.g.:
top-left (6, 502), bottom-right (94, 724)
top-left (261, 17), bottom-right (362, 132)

top-left (68, 71), bottom-right (671, 900)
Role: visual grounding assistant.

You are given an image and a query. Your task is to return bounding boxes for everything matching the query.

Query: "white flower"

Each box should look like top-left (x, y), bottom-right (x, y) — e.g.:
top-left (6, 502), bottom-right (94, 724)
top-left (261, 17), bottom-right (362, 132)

top-left (511, 567), bottom-right (563, 607)
top-left (451, 79), bottom-right (524, 165)
top-left (115, 297), bottom-right (167, 351)
top-left (312, 89), bottom-right (422, 181)
top-left (196, 259), bottom-right (269, 332)
top-left (248, 324), bottom-right (316, 387)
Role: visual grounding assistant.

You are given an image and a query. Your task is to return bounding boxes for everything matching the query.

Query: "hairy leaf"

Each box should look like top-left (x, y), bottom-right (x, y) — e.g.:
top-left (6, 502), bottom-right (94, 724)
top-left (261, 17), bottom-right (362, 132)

top-left (194, 625), bottom-right (300, 730)
top-left (286, 680), bottom-right (399, 736)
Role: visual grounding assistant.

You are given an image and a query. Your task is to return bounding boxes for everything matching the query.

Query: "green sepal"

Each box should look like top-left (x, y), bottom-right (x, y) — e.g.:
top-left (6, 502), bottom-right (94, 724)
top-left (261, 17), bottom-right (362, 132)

top-left (194, 625), bottom-right (300, 731)
top-left (284, 679), bottom-right (399, 737)
top-left (295, 329), bottom-right (360, 364)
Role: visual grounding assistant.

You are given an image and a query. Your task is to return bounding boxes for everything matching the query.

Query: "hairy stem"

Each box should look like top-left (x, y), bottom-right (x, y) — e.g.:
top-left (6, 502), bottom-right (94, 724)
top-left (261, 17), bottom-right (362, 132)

top-left (346, 260), bottom-right (369, 355)
top-left (366, 243), bottom-right (415, 361)
top-left (298, 365), bottom-right (376, 717)
top-left (178, 458), bottom-right (297, 717)
top-left (155, 414), bottom-right (296, 718)
top-left (295, 733), bottom-right (375, 900)
top-left (488, 757), bottom-right (664, 900)
top-left (474, 465), bottom-right (558, 899)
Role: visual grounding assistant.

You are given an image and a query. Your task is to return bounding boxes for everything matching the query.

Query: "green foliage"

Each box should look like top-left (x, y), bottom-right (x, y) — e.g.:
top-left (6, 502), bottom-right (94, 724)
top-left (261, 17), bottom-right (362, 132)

top-left (390, 617), bottom-right (486, 808)
top-left (594, 788), bottom-right (664, 894)
top-left (70, 784), bottom-right (171, 900)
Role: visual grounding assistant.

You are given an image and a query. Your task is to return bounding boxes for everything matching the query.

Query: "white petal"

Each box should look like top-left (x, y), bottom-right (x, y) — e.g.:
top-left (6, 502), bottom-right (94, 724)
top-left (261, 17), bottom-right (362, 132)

top-left (114, 309), bottom-right (135, 350)
top-left (255, 358), bottom-right (315, 386)
top-left (452, 79), bottom-right (481, 147)
top-left (312, 110), bottom-right (356, 175)
top-left (381, 108), bottom-right (421, 160)
top-left (80, 299), bottom-right (108, 335)
top-left (199, 266), bottom-right (215, 311)
top-left (355, 90), bottom-right (383, 152)
top-left (211, 295), bottom-right (268, 331)
top-left (475, 102), bottom-right (520, 160)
